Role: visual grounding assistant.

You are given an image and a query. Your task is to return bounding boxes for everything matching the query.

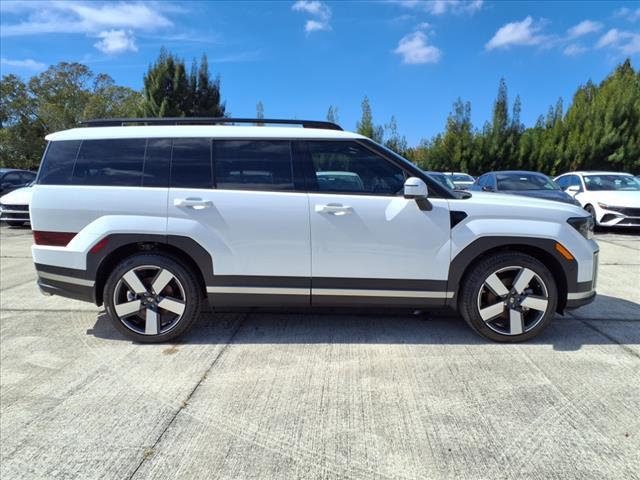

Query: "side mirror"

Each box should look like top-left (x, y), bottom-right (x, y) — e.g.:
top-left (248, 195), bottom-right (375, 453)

top-left (404, 177), bottom-right (428, 199)
top-left (566, 185), bottom-right (580, 193)
top-left (482, 186), bottom-right (495, 192)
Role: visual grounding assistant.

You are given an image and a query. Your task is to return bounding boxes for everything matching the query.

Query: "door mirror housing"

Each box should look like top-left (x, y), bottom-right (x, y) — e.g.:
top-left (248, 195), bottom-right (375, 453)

top-left (404, 177), bottom-right (428, 199)
top-left (566, 185), bottom-right (580, 193)
top-left (482, 185), bottom-right (495, 192)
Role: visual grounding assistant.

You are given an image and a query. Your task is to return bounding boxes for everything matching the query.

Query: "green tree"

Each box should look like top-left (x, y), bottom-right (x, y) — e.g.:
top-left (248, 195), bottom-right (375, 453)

top-left (384, 116), bottom-right (408, 155)
top-left (1, 63), bottom-right (140, 168)
top-left (356, 96), bottom-right (383, 142)
top-left (327, 105), bottom-right (339, 125)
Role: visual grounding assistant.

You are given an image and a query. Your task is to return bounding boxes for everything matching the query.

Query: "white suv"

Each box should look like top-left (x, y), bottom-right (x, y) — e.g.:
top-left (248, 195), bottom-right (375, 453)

top-left (30, 118), bottom-right (599, 343)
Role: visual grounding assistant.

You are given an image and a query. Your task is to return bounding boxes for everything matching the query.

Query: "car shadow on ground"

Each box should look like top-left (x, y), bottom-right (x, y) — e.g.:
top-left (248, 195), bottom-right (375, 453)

top-left (87, 294), bottom-right (640, 349)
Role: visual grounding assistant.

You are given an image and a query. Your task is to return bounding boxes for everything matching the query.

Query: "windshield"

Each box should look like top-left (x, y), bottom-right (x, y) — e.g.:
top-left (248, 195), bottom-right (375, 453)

top-left (451, 174), bottom-right (474, 182)
top-left (424, 172), bottom-right (456, 190)
top-left (583, 174), bottom-right (640, 191)
top-left (496, 173), bottom-right (560, 191)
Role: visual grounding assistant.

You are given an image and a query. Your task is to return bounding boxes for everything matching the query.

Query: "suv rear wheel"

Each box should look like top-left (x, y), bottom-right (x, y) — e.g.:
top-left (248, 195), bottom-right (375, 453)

top-left (104, 253), bottom-right (201, 343)
top-left (459, 252), bottom-right (558, 342)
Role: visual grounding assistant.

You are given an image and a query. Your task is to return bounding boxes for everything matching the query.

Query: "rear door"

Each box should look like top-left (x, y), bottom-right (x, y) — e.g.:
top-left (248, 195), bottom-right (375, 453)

top-left (166, 138), bottom-right (311, 306)
top-left (301, 140), bottom-right (452, 306)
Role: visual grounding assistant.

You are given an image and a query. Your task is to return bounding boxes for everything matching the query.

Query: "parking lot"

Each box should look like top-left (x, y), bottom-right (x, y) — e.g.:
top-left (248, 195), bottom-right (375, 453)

top-left (1, 224), bottom-right (638, 480)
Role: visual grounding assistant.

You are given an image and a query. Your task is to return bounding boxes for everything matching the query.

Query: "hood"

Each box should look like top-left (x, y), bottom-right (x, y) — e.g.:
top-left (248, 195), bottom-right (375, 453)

top-left (0, 186), bottom-right (33, 205)
top-left (462, 190), bottom-right (586, 220)
top-left (504, 189), bottom-right (580, 206)
top-left (580, 190), bottom-right (640, 208)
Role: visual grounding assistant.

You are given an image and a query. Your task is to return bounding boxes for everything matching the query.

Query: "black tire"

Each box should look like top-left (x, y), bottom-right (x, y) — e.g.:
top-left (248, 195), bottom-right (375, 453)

top-left (6, 221), bottom-right (24, 227)
top-left (459, 252), bottom-right (558, 342)
top-left (103, 253), bottom-right (202, 343)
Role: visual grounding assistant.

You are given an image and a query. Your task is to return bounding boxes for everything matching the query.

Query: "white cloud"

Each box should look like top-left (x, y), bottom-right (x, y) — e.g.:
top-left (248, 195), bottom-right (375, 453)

top-left (292, 1), bottom-right (331, 32)
top-left (485, 16), bottom-right (548, 51)
top-left (394, 0), bottom-right (483, 16)
top-left (93, 29), bottom-right (138, 55)
top-left (0, 56), bottom-right (46, 71)
top-left (0, 1), bottom-right (175, 54)
top-left (567, 20), bottom-right (602, 38)
top-left (613, 7), bottom-right (640, 22)
top-left (394, 31), bottom-right (441, 64)
top-left (596, 28), bottom-right (640, 55)
top-left (563, 43), bottom-right (587, 56)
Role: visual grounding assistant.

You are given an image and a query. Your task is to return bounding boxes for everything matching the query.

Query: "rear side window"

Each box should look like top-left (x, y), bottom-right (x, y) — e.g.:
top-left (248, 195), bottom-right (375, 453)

top-left (213, 140), bottom-right (293, 191)
top-left (171, 139), bottom-right (212, 189)
top-left (38, 141), bottom-right (81, 185)
top-left (73, 139), bottom-right (146, 186)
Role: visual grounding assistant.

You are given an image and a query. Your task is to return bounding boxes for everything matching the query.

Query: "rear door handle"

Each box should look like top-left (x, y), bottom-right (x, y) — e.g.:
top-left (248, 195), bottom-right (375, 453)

top-left (314, 203), bottom-right (353, 215)
top-left (174, 198), bottom-right (213, 209)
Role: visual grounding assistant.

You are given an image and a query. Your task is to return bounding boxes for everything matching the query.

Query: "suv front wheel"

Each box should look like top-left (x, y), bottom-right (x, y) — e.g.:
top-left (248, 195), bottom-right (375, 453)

top-left (104, 253), bottom-right (202, 343)
top-left (459, 252), bottom-right (558, 342)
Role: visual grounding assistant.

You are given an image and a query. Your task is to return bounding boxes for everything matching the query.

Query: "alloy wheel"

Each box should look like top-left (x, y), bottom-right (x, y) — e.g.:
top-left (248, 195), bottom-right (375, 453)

top-left (113, 265), bottom-right (186, 336)
top-left (476, 266), bottom-right (549, 336)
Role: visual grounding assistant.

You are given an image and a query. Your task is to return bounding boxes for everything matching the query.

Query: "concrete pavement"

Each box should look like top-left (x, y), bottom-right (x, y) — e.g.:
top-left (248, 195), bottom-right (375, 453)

top-left (1, 225), bottom-right (639, 479)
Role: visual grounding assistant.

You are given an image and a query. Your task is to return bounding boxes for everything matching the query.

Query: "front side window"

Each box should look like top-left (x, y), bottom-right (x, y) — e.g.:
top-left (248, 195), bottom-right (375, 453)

top-left (171, 138), bottom-right (212, 189)
top-left (73, 139), bottom-right (146, 186)
top-left (307, 141), bottom-right (406, 195)
top-left (556, 176), bottom-right (569, 189)
top-left (37, 141), bottom-right (82, 185)
top-left (214, 140), bottom-right (294, 191)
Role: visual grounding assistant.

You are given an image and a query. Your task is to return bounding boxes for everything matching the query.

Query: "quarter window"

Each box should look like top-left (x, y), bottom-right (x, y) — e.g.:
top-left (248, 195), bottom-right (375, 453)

top-left (171, 139), bottom-right (212, 189)
top-left (214, 140), bottom-right (294, 191)
top-left (38, 141), bottom-right (81, 185)
top-left (72, 139), bottom-right (146, 186)
top-left (306, 141), bottom-right (406, 195)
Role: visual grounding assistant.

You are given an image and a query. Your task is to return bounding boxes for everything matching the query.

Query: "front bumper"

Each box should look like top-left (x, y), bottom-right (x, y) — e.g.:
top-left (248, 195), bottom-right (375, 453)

top-left (565, 250), bottom-right (598, 310)
top-left (0, 204), bottom-right (30, 223)
top-left (597, 206), bottom-right (640, 227)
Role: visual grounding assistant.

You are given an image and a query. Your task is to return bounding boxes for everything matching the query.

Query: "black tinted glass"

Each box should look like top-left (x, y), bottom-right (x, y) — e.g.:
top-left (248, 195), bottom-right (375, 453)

top-left (307, 141), bottom-right (405, 195)
top-left (171, 139), bottom-right (212, 189)
top-left (214, 140), bottom-right (293, 191)
top-left (73, 139), bottom-right (145, 186)
top-left (38, 141), bottom-right (81, 185)
top-left (143, 139), bottom-right (171, 187)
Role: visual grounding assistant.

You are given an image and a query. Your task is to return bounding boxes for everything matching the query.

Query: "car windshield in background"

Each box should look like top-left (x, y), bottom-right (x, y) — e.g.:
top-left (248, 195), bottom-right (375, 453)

top-left (496, 173), bottom-right (559, 191)
top-left (425, 173), bottom-right (456, 190)
top-left (452, 174), bottom-right (474, 182)
top-left (584, 175), bottom-right (640, 191)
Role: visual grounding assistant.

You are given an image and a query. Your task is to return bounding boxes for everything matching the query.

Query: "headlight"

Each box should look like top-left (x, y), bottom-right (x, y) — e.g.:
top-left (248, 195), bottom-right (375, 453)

top-left (597, 202), bottom-right (610, 210)
top-left (567, 216), bottom-right (594, 240)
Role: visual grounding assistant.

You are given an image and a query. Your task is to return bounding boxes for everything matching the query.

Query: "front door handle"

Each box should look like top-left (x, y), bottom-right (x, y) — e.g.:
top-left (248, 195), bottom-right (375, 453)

top-left (315, 203), bottom-right (353, 215)
top-left (174, 198), bottom-right (213, 209)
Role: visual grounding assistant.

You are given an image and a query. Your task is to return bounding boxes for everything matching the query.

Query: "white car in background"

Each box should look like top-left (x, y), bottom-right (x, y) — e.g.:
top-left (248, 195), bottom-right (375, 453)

top-left (554, 171), bottom-right (640, 228)
top-left (0, 183), bottom-right (33, 227)
top-left (444, 172), bottom-right (475, 190)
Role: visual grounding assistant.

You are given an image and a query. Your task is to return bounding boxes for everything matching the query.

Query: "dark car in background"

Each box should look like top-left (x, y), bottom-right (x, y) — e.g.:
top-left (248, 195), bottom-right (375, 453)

top-left (0, 169), bottom-right (37, 196)
top-left (470, 170), bottom-right (581, 206)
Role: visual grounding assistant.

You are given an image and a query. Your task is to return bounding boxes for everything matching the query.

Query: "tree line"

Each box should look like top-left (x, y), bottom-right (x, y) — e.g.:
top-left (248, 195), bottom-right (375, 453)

top-left (1, 49), bottom-right (638, 176)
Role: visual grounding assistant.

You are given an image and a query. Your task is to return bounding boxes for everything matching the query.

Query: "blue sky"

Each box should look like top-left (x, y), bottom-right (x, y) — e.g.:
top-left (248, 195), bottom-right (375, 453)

top-left (1, 1), bottom-right (639, 145)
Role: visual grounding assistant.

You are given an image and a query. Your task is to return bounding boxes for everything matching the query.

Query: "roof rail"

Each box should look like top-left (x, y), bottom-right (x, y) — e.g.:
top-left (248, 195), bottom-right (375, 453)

top-left (80, 117), bottom-right (343, 131)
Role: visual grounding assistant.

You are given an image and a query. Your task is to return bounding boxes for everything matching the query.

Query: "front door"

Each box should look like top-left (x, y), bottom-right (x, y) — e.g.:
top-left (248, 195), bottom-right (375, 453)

top-left (302, 140), bottom-right (452, 306)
